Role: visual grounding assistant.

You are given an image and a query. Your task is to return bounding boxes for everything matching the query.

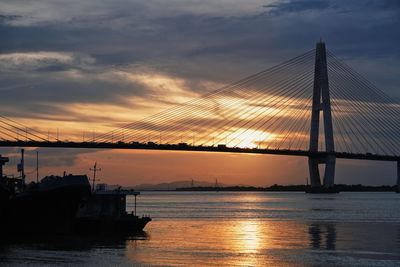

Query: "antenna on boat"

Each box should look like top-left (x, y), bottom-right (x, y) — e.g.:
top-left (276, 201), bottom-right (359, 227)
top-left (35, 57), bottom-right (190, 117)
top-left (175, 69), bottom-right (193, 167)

top-left (36, 151), bottom-right (39, 183)
top-left (17, 149), bottom-right (25, 186)
top-left (90, 162), bottom-right (101, 192)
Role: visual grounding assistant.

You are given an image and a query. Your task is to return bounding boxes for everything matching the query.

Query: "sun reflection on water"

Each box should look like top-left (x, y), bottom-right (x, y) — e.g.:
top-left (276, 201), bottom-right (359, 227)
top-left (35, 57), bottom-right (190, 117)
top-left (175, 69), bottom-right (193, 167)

top-left (235, 221), bottom-right (262, 253)
top-left (230, 220), bottom-right (263, 266)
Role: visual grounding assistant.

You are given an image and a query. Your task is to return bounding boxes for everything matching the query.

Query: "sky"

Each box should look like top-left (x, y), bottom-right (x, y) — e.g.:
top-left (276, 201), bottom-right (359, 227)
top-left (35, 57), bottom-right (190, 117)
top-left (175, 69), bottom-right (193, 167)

top-left (0, 0), bottom-right (399, 186)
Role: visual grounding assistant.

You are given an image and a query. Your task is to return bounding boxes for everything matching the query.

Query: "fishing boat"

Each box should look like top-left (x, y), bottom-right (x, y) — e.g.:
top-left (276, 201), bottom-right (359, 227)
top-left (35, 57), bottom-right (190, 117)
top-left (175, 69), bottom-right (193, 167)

top-left (75, 182), bottom-right (151, 233)
top-left (0, 151), bottom-right (150, 235)
top-left (0, 150), bottom-right (91, 234)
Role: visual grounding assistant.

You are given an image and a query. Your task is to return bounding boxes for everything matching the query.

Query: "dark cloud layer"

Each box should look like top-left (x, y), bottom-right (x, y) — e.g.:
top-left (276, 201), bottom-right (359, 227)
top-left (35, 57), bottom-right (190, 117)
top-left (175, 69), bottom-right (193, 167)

top-left (1, 1), bottom-right (398, 101)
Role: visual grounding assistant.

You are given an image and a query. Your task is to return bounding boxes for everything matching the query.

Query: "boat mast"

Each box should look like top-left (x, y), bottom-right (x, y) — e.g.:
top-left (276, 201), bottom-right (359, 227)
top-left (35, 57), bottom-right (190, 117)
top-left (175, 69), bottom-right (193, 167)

top-left (17, 149), bottom-right (26, 186)
top-left (90, 162), bottom-right (101, 192)
top-left (36, 151), bottom-right (39, 183)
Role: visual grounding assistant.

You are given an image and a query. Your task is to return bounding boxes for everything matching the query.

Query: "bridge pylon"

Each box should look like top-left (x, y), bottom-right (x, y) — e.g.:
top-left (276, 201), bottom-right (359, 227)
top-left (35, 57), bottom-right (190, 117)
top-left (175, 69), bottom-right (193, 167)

top-left (308, 41), bottom-right (336, 189)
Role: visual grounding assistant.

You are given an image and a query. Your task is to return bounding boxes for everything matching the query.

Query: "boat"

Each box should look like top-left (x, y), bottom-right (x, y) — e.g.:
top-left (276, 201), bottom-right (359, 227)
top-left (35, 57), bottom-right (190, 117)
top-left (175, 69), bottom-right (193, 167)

top-left (75, 183), bottom-right (151, 233)
top-left (0, 151), bottom-right (150, 235)
top-left (0, 155), bottom-right (10, 217)
top-left (0, 150), bottom-right (91, 234)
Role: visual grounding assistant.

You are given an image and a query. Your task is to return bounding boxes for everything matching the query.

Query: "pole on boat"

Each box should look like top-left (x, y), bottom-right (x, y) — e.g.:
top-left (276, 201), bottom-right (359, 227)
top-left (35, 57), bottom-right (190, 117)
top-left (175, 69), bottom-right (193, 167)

top-left (36, 151), bottom-right (39, 183)
top-left (22, 149), bottom-right (25, 183)
top-left (90, 162), bottom-right (101, 192)
top-left (17, 149), bottom-right (26, 187)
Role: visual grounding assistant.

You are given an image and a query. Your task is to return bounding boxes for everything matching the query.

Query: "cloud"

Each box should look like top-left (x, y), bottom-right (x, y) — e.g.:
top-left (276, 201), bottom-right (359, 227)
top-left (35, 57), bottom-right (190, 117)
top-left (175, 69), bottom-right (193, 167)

top-left (0, 1), bottom-right (272, 27)
top-left (263, 0), bottom-right (400, 16)
top-left (263, 0), bottom-right (332, 15)
top-left (0, 51), bottom-right (95, 72)
top-left (0, 147), bottom-right (99, 173)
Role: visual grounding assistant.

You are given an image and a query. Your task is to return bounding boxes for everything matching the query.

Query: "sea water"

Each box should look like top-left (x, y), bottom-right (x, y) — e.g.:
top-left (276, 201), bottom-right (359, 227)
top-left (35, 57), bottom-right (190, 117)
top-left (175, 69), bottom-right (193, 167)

top-left (1, 192), bottom-right (399, 266)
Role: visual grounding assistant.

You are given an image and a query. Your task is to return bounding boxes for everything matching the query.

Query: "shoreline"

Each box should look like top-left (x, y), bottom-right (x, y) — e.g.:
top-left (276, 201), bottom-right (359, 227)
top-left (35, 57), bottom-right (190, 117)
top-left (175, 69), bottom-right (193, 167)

top-left (133, 184), bottom-right (399, 192)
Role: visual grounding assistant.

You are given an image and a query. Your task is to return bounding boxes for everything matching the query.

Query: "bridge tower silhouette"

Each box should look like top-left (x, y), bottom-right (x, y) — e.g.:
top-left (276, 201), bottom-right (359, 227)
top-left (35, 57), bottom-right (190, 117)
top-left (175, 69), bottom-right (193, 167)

top-left (308, 41), bottom-right (336, 188)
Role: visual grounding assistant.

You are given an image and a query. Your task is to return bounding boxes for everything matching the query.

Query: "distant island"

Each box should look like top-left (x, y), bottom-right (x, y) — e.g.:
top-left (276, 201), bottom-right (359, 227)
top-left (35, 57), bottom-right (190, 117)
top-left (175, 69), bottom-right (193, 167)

top-left (176, 184), bottom-right (398, 192)
top-left (123, 180), bottom-right (398, 192)
top-left (129, 180), bottom-right (235, 191)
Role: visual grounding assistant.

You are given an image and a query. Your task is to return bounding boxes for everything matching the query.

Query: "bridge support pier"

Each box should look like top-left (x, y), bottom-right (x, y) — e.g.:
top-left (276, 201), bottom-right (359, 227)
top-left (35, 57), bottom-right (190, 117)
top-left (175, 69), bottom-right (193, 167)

top-left (307, 41), bottom-right (336, 192)
top-left (323, 155), bottom-right (336, 187)
top-left (308, 154), bottom-right (336, 188)
top-left (308, 158), bottom-right (321, 187)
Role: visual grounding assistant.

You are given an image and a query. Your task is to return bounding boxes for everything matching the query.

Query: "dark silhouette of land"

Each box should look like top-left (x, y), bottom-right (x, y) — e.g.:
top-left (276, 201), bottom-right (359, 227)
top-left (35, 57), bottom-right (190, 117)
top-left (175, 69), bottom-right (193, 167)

top-left (123, 180), bottom-right (398, 192)
top-left (176, 184), bottom-right (398, 192)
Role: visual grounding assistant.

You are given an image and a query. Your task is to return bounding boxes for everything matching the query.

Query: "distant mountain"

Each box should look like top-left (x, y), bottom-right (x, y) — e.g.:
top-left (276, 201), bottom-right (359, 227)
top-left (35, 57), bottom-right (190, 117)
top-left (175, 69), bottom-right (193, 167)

top-left (129, 180), bottom-right (243, 191)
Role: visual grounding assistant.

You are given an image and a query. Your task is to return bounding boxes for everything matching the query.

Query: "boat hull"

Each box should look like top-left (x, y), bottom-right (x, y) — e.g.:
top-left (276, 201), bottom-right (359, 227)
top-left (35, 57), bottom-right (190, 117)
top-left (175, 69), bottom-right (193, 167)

top-left (75, 216), bottom-right (152, 233)
top-left (75, 191), bottom-right (151, 233)
top-left (2, 184), bottom-right (91, 234)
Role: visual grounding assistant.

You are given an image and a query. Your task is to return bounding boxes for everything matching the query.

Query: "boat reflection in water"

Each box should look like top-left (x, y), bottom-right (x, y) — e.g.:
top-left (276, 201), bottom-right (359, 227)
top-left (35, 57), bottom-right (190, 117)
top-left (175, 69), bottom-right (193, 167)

top-left (0, 232), bottom-right (149, 266)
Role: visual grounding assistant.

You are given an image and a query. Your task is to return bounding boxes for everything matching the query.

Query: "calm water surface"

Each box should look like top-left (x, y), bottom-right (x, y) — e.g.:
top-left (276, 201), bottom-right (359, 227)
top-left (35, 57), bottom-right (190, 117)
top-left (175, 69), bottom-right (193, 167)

top-left (1, 192), bottom-right (399, 266)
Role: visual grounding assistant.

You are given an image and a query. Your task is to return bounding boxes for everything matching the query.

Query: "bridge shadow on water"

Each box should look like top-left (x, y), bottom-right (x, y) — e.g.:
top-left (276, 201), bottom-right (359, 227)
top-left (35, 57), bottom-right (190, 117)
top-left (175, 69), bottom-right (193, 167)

top-left (308, 223), bottom-right (337, 250)
top-left (307, 221), bottom-right (400, 263)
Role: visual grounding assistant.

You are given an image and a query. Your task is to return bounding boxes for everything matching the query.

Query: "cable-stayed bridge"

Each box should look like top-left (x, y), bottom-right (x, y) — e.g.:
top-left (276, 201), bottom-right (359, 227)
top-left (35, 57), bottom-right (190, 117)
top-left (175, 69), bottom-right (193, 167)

top-left (1, 42), bottom-right (399, 191)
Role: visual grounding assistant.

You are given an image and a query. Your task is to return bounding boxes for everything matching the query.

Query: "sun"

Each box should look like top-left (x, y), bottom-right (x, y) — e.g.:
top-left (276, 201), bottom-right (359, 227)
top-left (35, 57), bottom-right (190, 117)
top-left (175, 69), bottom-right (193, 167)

top-left (228, 130), bottom-right (277, 148)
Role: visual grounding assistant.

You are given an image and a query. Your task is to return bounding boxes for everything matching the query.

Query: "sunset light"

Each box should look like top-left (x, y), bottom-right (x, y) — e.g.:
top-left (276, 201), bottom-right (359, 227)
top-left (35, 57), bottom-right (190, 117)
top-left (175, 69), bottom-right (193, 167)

top-left (0, 1), bottom-right (399, 266)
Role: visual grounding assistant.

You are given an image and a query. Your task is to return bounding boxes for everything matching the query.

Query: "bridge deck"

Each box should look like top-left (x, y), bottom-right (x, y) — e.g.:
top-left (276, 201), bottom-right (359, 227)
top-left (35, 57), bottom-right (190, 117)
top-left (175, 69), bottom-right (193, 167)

top-left (0, 141), bottom-right (398, 162)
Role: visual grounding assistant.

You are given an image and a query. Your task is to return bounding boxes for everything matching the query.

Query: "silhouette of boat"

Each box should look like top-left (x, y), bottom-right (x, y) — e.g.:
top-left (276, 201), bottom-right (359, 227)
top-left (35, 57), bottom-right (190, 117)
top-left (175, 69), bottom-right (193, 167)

top-left (0, 151), bottom-right (150, 235)
top-left (75, 183), bottom-right (151, 233)
top-left (0, 150), bottom-right (91, 234)
top-left (3, 174), bottom-right (91, 233)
